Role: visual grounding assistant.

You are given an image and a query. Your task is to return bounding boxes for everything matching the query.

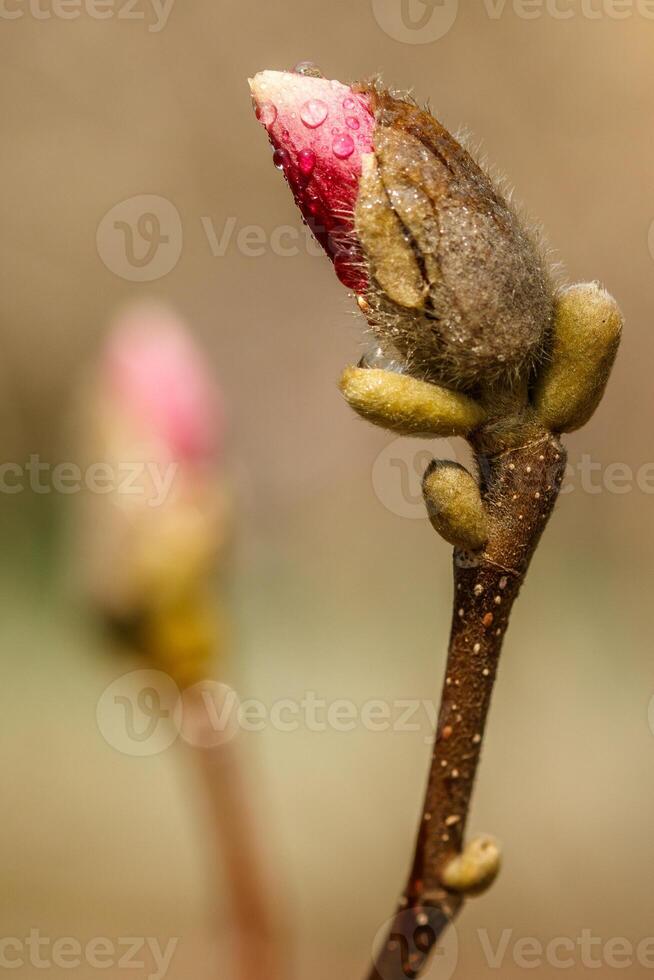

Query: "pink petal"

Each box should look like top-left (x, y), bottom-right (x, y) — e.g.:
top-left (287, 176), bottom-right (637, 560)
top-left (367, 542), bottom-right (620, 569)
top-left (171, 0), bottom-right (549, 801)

top-left (105, 305), bottom-right (224, 465)
top-left (250, 69), bottom-right (375, 292)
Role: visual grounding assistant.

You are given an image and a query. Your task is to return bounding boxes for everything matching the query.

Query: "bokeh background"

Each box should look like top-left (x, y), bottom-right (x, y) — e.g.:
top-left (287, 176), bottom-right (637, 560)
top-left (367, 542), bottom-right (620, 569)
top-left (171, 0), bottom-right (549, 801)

top-left (2, 2), bottom-right (654, 977)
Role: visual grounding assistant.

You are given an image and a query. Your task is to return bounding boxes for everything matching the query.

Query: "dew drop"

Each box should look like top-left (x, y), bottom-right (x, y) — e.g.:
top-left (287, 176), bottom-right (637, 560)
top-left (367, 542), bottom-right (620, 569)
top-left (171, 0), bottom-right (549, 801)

top-left (293, 60), bottom-right (324, 78)
top-left (300, 98), bottom-right (328, 128)
top-left (272, 148), bottom-right (289, 170)
top-left (297, 148), bottom-right (316, 176)
top-left (332, 133), bottom-right (355, 159)
top-left (255, 102), bottom-right (277, 127)
top-left (359, 345), bottom-right (404, 373)
top-left (343, 97), bottom-right (355, 110)
top-left (306, 194), bottom-right (320, 216)
top-left (346, 115), bottom-right (360, 130)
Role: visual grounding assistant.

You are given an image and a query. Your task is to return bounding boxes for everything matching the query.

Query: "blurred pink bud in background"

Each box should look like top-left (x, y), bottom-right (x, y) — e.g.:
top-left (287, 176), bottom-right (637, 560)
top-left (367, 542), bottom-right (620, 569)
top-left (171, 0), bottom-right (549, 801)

top-left (79, 302), bottom-right (228, 623)
top-left (103, 304), bottom-right (224, 466)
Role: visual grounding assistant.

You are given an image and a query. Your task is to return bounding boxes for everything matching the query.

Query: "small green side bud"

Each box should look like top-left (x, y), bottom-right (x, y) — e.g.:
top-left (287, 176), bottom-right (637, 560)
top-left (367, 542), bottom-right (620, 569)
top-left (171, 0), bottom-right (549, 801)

top-left (423, 461), bottom-right (488, 551)
top-left (534, 281), bottom-right (623, 433)
top-left (339, 367), bottom-right (486, 437)
top-left (440, 835), bottom-right (501, 895)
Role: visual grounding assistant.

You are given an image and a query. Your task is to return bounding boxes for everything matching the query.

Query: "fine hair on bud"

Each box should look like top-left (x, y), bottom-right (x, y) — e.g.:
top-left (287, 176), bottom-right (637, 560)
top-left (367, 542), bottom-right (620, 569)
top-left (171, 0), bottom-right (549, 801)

top-left (354, 84), bottom-right (555, 391)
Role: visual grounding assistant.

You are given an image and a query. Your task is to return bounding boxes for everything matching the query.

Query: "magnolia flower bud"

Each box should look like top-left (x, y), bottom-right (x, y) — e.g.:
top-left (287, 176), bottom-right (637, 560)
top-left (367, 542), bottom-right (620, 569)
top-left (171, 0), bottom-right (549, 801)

top-left (80, 304), bottom-right (227, 628)
top-left (251, 69), bottom-right (554, 390)
top-left (249, 69), bottom-right (374, 292)
top-left (105, 305), bottom-right (223, 464)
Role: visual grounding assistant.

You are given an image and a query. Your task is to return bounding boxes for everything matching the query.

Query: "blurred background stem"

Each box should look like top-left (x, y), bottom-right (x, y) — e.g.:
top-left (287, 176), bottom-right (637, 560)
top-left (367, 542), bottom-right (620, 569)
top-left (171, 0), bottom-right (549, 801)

top-left (188, 689), bottom-right (285, 980)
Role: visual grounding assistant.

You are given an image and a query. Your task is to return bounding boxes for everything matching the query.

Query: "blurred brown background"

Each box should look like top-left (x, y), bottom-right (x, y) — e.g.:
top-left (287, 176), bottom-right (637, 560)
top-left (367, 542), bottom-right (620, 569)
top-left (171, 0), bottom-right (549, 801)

top-left (1, 2), bottom-right (654, 978)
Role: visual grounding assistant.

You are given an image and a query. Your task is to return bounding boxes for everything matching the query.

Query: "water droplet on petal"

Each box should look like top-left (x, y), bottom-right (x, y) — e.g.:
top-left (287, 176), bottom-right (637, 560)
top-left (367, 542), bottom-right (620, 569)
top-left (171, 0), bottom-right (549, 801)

top-left (272, 148), bottom-right (289, 170)
top-left (293, 61), bottom-right (324, 78)
top-left (300, 99), bottom-right (328, 128)
top-left (332, 133), bottom-right (355, 159)
top-left (255, 102), bottom-right (277, 127)
top-left (297, 148), bottom-right (316, 176)
top-left (346, 116), bottom-right (360, 130)
top-left (343, 97), bottom-right (355, 110)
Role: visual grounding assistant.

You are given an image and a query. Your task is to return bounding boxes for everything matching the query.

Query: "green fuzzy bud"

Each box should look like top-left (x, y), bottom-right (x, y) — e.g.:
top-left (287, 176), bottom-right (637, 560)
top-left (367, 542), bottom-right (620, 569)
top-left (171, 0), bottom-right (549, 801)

top-left (440, 835), bottom-right (501, 895)
top-left (339, 367), bottom-right (486, 437)
top-left (534, 282), bottom-right (623, 433)
top-left (422, 461), bottom-right (488, 551)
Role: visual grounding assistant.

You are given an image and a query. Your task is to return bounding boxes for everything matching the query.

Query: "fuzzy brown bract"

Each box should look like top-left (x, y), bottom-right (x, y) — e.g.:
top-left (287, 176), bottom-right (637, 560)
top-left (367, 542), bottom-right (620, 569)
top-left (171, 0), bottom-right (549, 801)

top-left (354, 85), bottom-right (555, 391)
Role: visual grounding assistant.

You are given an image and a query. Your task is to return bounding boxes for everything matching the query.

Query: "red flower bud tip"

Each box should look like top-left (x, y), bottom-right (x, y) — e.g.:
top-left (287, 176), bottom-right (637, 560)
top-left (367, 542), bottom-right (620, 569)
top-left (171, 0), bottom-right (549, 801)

top-left (105, 304), bottom-right (224, 465)
top-left (249, 68), bottom-right (375, 292)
